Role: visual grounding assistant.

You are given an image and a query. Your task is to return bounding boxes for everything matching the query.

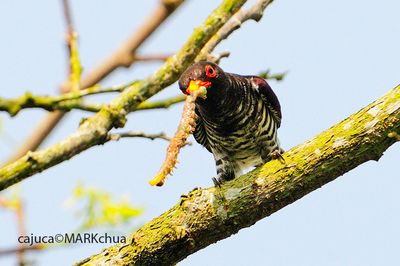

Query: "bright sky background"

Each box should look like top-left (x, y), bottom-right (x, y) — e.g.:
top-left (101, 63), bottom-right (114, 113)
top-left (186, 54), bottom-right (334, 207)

top-left (1, 0), bottom-right (399, 265)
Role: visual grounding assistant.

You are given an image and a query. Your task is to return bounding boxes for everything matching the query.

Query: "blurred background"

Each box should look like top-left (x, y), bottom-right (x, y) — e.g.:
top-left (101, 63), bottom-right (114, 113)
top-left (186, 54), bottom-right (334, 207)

top-left (0, 0), bottom-right (399, 265)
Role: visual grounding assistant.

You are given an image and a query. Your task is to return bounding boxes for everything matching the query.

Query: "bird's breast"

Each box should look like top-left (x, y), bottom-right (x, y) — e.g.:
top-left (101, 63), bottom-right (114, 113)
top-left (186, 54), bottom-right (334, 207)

top-left (199, 91), bottom-right (278, 155)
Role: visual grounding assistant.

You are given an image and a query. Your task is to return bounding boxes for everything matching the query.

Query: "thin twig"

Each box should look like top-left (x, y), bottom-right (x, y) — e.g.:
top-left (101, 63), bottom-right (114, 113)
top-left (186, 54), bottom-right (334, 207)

top-left (108, 131), bottom-right (192, 145)
top-left (133, 54), bottom-right (172, 62)
top-left (206, 51), bottom-right (231, 64)
top-left (0, 85), bottom-right (128, 116)
top-left (258, 69), bottom-right (287, 81)
top-left (15, 198), bottom-right (26, 265)
top-left (63, 0), bottom-right (82, 92)
top-left (196, 0), bottom-right (274, 61)
top-left (136, 95), bottom-right (186, 110)
top-left (0, 245), bottom-right (45, 257)
top-left (5, 0), bottom-right (185, 164)
top-left (62, 0), bottom-right (74, 34)
top-left (109, 132), bottom-right (170, 141)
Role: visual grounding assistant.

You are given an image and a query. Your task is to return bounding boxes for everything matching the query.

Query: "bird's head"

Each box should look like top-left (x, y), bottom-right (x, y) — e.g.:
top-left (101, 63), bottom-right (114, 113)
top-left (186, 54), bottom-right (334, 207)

top-left (178, 61), bottom-right (228, 98)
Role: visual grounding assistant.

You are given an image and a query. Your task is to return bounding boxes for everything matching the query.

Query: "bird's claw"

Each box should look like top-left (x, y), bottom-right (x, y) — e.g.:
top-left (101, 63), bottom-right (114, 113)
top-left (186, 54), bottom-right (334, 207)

top-left (212, 177), bottom-right (222, 188)
top-left (271, 150), bottom-right (285, 164)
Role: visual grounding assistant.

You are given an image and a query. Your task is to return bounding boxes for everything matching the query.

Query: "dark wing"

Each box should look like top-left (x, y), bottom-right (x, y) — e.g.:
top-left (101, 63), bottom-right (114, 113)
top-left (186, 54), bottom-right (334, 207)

top-left (250, 76), bottom-right (282, 128)
top-left (193, 108), bottom-right (212, 153)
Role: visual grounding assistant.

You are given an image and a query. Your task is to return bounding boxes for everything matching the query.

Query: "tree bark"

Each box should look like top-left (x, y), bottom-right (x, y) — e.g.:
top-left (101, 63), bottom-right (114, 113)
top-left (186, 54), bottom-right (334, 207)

top-left (77, 84), bottom-right (400, 265)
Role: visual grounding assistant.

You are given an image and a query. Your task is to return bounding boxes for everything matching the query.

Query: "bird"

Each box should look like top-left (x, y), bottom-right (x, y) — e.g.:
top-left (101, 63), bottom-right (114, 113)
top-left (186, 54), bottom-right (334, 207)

top-left (178, 61), bottom-right (283, 185)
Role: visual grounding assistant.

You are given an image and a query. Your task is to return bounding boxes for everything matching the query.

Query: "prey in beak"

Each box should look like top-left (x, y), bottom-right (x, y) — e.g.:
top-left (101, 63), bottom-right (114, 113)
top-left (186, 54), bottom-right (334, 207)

top-left (185, 80), bottom-right (211, 99)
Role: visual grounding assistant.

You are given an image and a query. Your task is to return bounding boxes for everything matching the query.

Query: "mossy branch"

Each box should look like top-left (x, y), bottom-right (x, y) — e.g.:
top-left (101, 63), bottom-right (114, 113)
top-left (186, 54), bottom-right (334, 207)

top-left (0, 88), bottom-right (186, 116)
top-left (0, 0), bottom-right (248, 191)
top-left (0, 85), bottom-right (125, 116)
top-left (77, 84), bottom-right (400, 265)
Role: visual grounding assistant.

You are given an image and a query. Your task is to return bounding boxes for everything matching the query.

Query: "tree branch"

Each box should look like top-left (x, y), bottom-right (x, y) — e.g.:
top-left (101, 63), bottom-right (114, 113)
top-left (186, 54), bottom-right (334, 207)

top-left (108, 132), bottom-right (171, 142)
top-left (76, 84), bottom-right (400, 265)
top-left (0, 0), bottom-right (248, 191)
top-left (5, 0), bottom-right (185, 164)
top-left (0, 85), bottom-right (129, 116)
top-left (0, 87), bottom-right (186, 115)
top-left (196, 0), bottom-right (274, 61)
top-left (108, 131), bottom-right (192, 146)
top-left (62, 0), bottom-right (82, 94)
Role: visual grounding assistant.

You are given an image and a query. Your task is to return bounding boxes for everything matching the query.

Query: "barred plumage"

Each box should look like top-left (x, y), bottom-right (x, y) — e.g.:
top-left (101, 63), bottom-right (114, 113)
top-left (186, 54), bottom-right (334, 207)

top-left (179, 62), bottom-right (283, 184)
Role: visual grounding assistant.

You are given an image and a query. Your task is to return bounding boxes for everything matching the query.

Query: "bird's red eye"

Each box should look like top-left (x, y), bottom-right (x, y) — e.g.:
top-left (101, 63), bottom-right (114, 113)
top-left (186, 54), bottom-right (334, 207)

top-left (205, 65), bottom-right (217, 78)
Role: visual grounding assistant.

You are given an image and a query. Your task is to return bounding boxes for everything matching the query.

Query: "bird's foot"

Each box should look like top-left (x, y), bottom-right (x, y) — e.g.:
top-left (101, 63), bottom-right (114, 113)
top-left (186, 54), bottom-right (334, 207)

top-left (212, 177), bottom-right (227, 203)
top-left (212, 177), bottom-right (223, 188)
top-left (271, 150), bottom-right (285, 164)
